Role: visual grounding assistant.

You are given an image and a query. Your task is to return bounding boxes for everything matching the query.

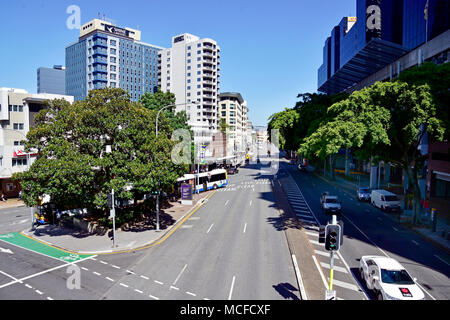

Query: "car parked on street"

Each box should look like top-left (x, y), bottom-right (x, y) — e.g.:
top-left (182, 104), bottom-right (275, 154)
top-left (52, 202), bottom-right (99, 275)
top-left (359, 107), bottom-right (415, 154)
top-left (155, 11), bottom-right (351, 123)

top-left (320, 192), bottom-right (342, 215)
top-left (359, 255), bottom-right (425, 300)
top-left (227, 166), bottom-right (239, 175)
top-left (298, 163), bottom-right (307, 172)
top-left (371, 189), bottom-right (401, 212)
top-left (357, 187), bottom-right (371, 202)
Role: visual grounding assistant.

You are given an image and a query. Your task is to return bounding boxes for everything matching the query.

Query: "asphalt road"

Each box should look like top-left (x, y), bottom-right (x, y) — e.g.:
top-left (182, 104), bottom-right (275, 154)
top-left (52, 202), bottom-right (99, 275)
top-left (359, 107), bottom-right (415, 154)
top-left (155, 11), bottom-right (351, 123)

top-left (0, 162), bottom-right (299, 300)
top-left (283, 161), bottom-right (450, 300)
top-left (0, 206), bottom-right (32, 234)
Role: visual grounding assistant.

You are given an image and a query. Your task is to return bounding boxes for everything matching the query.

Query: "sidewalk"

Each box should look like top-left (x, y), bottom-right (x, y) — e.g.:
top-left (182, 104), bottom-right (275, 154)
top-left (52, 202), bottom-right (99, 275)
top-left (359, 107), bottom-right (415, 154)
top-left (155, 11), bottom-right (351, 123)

top-left (22, 191), bottom-right (215, 254)
top-left (315, 171), bottom-right (450, 255)
top-left (0, 198), bottom-right (26, 210)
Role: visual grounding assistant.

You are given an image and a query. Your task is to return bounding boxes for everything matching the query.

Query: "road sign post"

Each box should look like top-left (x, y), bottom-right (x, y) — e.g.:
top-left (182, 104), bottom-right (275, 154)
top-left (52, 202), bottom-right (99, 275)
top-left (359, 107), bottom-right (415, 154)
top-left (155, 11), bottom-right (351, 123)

top-left (108, 189), bottom-right (116, 247)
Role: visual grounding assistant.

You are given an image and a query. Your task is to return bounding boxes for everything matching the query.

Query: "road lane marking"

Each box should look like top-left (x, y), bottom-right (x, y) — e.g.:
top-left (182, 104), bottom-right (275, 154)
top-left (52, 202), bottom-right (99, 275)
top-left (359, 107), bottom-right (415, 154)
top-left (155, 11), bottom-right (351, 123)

top-left (134, 289), bottom-right (143, 294)
top-left (126, 270), bottom-right (135, 274)
top-left (0, 255), bottom-right (97, 289)
top-left (140, 275), bottom-right (149, 280)
top-left (312, 255), bottom-right (328, 289)
top-left (411, 240), bottom-right (419, 246)
top-left (173, 264), bottom-right (187, 286)
top-left (119, 283), bottom-right (129, 288)
top-left (314, 250), bottom-right (340, 259)
top-left (35, 290), bottom-right (43, 295)
top-left (228, 276), bottom-right (236, 300)
top-left (149, 294), bottom-right (159, 300)
top-left (206, 223), bottom-right (214, 234)
top-left (225, 200), bottom-right (229, 206)
top-left (392, 227), bottom-right (399, 232)
top-left (320, 262), bottom-right (348, 273)
top-left (292, 254), bottom-right (307, 300)
top-left (181, 225), bottom-right (193, 229)
top-left (106, 277), bottom-right (114, 282)
top-left (154, 280), bottom-right (164, 285)
top-left (434, 254), bottom-right (450, 267)
top-left (186, 291), bottom-right (196, 297)
top-left (249, 200), bottom-right (252, 206)
top-left (93, 271), bottom-right (101, 276)
top-left (243, 223), bottom-right (247, 234)
top-left (170, 286), bottom-right (180, 291)
top-left (99, 260), bottom-right (108, 265)
top-left (47, 297), bottom-right (53, 300)
top-left (327, 278), bottom-right (359, 291)
top-left (305, 231), bottom-right (318, 237)
top-left (112, 265), bottom-right (120, 269)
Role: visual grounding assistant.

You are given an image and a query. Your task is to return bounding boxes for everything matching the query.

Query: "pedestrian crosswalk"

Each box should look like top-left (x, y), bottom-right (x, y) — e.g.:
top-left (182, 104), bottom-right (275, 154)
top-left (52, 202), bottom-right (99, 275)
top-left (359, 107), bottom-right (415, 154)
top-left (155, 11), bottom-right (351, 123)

top-left (279, 175), bottom-right (367, 300)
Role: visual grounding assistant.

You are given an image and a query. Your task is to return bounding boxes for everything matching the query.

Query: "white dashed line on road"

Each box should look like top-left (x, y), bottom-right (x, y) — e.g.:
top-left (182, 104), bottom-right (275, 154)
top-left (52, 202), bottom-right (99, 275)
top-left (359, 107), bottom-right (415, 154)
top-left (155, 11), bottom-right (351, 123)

top-left (186, 291), bottom-right (196, 297)
top-left (411, 240), bottom-right (419, 246)
top-left (173, 264), bottom-right (187, 286)
top-left (140, 275), bottom-right (149, 280)
top-left (228, 276), bottom-right (236, 300)
top-left (154, 280), bottom-right (164, 285)
top-left (119, 283), bottom-right (129, 288)
top-left (243, 223), bottom-right (247, 233)
top-left (206, 223), bottom-right (214, 234)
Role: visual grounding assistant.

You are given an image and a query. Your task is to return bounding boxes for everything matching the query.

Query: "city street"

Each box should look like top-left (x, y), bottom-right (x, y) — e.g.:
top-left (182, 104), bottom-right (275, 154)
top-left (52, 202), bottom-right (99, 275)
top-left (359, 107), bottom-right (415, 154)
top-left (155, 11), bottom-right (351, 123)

top-left (280, 160), bottom-right (450, 300)
top-left (0, 163), bottom-right (299, 300)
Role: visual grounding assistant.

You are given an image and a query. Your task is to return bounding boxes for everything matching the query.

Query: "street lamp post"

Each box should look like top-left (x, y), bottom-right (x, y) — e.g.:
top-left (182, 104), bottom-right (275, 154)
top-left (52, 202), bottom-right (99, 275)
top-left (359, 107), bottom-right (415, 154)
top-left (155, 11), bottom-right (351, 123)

top-left (155, 102), bottom-right (192, 231)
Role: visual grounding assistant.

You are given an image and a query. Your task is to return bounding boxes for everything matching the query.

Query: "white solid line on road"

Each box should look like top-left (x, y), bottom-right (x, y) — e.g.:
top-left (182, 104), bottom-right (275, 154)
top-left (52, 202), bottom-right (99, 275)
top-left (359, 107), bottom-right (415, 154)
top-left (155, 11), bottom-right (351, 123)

top-left (312, 255), bottom-right (328, 289)
top-left (320, 262), bottom-right (348, 273)
top-left (228, 276), bottom-right (236, 300)
top-left (243, 223), bottom-right (247, 234)
top-left (119, 283), bottom-right (129, 288)
top-left (181, 225), bottom-right (193, 229)
top-left (173, 264), bottom-right (188, 286)
top-left (415, 282), bottom-right (436, 300)
top-left (206, 223), bottom-right (214, 234)
top-left (411, 240), bottom-right (419, 246)
top-left (0, 255), bottom-right (98, 290)
top-left (309, 239), bottom-right (321, 246)
top-left (434, 254), bottom-right (450, 267)
top-left (0, 269), bottom-right (21, 283)
top-left (291, 254), bottom-right (308, 300)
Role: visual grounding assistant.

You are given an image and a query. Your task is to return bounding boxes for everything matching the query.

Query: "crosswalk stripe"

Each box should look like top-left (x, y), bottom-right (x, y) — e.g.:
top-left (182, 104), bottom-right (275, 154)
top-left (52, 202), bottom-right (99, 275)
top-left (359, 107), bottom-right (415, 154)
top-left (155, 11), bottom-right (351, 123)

top-left (314, 250), bottom-right (340, 259)
top-left (309, 239), bottom-right (321, 245)
top-left (320, 262), bottom-right (348, 273)
top-left (327, 278), bottom-right (359, 291)
top-left (305, 231), bottom-right (318, 237)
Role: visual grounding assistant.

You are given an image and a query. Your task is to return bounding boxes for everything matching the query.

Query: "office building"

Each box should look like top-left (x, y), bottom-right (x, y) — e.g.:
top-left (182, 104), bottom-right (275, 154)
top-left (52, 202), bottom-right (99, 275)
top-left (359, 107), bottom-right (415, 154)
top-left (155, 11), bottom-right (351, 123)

top-left (318, 0), bottom-right (449, 95)
top-left (158, 33), bottom-right (221, 149)
top-left (0, 88), bottom-right (74, 197)
top-left (37, 65), bottom-right (66, 95)
top-left (66, 18), bottom-right (162, 101)
top-left (317, 0), bottom-right (449, 217)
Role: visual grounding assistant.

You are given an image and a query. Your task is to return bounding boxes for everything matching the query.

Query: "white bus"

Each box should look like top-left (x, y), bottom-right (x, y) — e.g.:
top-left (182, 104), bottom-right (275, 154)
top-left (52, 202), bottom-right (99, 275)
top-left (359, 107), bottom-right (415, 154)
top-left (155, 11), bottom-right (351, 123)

top-left (177, 169), bottom-right (228, 193)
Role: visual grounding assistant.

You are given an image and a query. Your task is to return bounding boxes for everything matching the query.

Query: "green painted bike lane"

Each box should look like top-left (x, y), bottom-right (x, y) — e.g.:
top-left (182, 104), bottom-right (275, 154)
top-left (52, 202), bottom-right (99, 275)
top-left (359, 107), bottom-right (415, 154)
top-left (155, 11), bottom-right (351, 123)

top-left (0, 232), bottom-right (92, 262)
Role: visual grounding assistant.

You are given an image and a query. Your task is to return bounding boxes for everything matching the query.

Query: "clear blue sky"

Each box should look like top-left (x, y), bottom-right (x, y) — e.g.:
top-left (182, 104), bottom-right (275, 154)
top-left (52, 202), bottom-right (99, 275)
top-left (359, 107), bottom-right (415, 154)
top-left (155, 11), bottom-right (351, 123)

top-left (0, 0), bottom-right (356, 126)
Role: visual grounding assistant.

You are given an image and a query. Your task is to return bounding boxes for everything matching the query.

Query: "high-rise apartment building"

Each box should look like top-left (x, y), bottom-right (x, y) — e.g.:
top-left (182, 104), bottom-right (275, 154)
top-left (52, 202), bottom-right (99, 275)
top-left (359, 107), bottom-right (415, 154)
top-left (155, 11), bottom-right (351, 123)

top-left (66, 18), bottom-right (162, 101)
top-left (158, 33), bottom-right (221, 148)
top-left (218, 92), bottom-right (249, 156)
top-left (37, 65), bottom-right (66, 95)
top-left (0, 88), bottom-right (74, 197)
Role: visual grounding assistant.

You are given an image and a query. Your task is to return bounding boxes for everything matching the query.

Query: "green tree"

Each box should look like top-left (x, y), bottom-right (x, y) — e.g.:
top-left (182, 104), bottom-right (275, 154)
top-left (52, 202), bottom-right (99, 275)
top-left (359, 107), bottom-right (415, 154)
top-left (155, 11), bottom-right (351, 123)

top-left (299, 81), bottom-right (444, 224)
top-left (267, 108), bottom-right (299, 150)
top-left (14, 88), bottom-right (187, 221)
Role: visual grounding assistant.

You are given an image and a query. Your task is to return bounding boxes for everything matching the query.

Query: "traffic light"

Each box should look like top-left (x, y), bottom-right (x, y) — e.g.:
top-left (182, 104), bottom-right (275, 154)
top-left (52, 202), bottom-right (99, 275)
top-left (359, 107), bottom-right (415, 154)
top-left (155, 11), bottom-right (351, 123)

top-left (319, 225), bottom-right (326, 243)
top-left (325, 224), bottom-right (341, 251)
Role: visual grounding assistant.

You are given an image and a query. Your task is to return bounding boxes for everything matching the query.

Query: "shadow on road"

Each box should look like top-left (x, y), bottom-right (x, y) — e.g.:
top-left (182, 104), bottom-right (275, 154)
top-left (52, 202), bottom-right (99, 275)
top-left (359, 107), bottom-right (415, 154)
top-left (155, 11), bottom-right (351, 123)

top-left (273, 282), bottom-right (300, 300)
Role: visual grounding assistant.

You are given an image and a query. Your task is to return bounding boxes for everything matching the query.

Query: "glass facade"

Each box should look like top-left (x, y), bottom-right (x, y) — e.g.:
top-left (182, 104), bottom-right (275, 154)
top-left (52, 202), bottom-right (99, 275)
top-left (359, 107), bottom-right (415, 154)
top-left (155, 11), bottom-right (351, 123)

top-left (37, 67), bottom-right (66, 95)
top-left (318, 0), bottom-right (449, 94)
top-left (66, 24), bottom-right (161, 101)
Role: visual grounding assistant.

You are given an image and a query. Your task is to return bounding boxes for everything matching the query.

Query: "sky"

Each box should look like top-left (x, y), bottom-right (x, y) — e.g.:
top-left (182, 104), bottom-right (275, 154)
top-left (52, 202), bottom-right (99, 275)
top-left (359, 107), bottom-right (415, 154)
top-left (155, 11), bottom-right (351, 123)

top-left (0, 0), bottom-right (356, 126)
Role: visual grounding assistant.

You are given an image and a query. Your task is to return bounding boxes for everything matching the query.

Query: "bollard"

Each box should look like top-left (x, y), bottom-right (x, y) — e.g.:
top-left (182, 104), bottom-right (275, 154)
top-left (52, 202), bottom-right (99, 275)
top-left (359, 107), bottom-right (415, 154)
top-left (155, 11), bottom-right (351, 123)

top-left (431, 208), bottom-right (437, 232)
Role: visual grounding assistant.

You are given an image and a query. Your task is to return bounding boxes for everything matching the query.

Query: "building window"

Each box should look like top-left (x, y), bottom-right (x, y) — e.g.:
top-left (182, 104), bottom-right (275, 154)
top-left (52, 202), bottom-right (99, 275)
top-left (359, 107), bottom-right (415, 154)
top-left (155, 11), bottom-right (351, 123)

top-left (110, 40), bottom-right (116, 46)
top-left (13, 123), bottom-right (24, 130)
top-left (12, 158), bottom-right (27, 167)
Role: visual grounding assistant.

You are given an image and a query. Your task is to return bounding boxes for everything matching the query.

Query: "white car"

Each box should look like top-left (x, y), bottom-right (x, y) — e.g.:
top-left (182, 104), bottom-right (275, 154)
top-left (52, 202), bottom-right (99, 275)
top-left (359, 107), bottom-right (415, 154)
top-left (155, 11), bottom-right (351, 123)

top-left (359, 255), bottom-right (425, 300)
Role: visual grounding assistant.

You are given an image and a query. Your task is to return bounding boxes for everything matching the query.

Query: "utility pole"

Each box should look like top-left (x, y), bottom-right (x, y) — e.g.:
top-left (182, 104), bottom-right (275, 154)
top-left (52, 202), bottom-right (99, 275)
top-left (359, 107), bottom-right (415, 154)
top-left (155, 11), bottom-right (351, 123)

top-left (108, 189), bottom-right (116, 247)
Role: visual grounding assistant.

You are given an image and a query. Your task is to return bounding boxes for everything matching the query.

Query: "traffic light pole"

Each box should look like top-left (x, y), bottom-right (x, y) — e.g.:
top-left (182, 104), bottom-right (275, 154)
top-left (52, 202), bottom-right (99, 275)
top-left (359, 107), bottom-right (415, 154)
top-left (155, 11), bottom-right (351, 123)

top-left (111, 189), bottom-right (116, 248)
top-left (329, 214), bottom-right (337, 291)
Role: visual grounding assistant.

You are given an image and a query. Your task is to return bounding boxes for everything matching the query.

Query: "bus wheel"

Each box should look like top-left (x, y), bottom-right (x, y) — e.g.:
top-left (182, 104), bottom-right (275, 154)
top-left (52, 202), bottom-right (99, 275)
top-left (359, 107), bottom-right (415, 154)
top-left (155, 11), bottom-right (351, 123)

top-left (213, 184), bottom-right (218, 190)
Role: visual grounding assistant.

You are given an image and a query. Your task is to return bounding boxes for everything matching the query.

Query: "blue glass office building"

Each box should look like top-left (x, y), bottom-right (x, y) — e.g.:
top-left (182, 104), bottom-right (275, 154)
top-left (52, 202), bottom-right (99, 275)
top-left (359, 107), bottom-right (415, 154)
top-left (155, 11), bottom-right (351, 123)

top-left (318, 0), bottom-right (449, 95)
top-left (37, 66), bottom-right (66, 95)
top-left (66, 19), bottom-right (162, 101)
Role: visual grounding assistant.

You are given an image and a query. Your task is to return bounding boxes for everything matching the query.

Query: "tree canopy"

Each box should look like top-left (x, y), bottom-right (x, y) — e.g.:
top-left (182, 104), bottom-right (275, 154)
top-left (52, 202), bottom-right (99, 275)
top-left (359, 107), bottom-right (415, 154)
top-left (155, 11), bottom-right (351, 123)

top-left (14, 88), bottom-right (189, 216)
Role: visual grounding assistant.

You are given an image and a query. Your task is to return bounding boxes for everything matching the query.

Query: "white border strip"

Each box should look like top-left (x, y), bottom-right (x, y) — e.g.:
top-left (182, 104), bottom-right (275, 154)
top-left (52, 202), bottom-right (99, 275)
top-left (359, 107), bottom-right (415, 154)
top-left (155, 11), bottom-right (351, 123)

top-left (292, 254), bottom-right (308, 300)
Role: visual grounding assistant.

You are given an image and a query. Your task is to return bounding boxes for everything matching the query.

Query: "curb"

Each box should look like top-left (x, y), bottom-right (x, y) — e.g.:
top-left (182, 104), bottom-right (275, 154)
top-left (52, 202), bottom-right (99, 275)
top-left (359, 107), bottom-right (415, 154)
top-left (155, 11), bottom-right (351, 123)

top-left (21, 191), bottom-right (216, 256)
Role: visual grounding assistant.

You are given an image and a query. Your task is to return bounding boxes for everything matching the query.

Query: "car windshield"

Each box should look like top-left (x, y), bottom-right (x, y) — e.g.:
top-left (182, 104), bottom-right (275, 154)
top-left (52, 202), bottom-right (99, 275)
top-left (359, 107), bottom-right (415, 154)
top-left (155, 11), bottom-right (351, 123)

top-left (360, 188), bottom-right (369, 193)
top-left (385, 195), bottom-right (399, 201)
top-left (325, 199), bottom-right (337, 203)
top-left (381, 269), bottom-right (415, 285)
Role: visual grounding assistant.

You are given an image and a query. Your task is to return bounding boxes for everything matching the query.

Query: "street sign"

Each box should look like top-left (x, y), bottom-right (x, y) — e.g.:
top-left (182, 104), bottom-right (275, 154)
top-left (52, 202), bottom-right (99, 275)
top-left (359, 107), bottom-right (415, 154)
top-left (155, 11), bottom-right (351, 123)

top-left (325, 290), bottom-right (336, 300)
top-left (109, 208), bottom-right (115, 219)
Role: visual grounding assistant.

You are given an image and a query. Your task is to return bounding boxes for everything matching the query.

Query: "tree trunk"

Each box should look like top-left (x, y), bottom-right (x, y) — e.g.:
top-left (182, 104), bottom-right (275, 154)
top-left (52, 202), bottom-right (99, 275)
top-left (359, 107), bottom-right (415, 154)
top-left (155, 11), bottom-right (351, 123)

top-left (405, 166), bottom-right (422, 225)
